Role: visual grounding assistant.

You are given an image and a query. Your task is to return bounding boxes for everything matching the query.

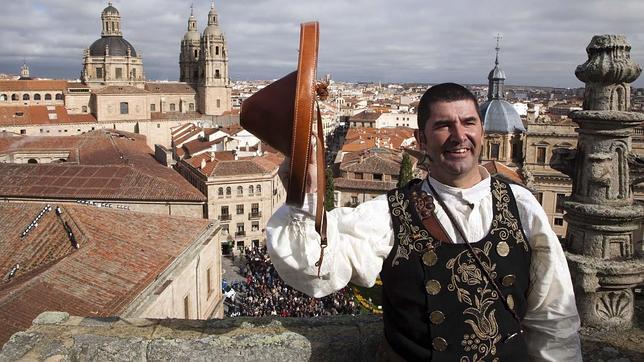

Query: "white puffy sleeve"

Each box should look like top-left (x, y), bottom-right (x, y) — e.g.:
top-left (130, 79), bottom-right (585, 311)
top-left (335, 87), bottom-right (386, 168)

top-left (266, 193), bottom-right (394, 298)
top-left (511, 185), bottom-right (582, 362)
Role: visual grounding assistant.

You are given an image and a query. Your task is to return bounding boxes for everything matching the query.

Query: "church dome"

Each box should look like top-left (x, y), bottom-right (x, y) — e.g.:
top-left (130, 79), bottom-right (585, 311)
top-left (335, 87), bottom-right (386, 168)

top-left (203, 25), bottom-right (221, 37)
top-left (480, 99), bottom-right (525, 133)
top-left (488, 65), bottom-right (506, 80)
top-left (102, 3), bottom-right (119, 16)
top-left (184, 29), bottom-right (200, 42)
top-left (89, 36), bottom-right (137, 57)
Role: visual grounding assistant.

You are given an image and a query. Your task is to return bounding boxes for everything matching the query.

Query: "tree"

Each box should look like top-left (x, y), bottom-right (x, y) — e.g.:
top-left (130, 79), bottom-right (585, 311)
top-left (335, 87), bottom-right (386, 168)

top-left (324, 168), bottom-right (336, 211)
top-left (397, 153), bottom-right (414, 188)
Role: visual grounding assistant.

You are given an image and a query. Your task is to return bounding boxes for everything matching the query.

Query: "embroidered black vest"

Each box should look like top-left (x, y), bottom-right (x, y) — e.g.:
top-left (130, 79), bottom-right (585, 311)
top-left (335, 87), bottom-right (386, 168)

top-left (381, 177), bottom-right (531, 361)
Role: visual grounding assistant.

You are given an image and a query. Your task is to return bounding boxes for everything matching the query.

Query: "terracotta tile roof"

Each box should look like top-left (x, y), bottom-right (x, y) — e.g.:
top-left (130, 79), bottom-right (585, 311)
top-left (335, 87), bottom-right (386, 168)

top-left (185, 151), bottom-right (282, 178)
top-left (144, 82), bottom-right (196, 94)
top-left (0, 202), bottom-right (213, 344)
top-left (334, 178), bottom-right (396, 192)
top-left (0, 105), bottom-right (97, 126)
top-left (93, 86), bottom-right (148, 95)
top-left (0, 131), bottom-right (206, 202)
top-left (0, 80), bottom-right (69, 92)
top-left (340, 148), bottom-right (402, 174)
top-left (150, 111), bottom-right (206, 120)
top-left (173, 128), bottom-right (202, 147)
top-left (349, 110), bottom-right (381, 122)
top-left (482, 161), bottom-right (525, 186)
top-left (182, 139), bottom-right (218, 158)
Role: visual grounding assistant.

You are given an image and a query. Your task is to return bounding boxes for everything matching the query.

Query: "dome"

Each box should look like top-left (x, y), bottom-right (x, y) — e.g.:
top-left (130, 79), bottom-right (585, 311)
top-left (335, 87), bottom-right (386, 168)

top-left (102, 4), bottom-right (119, 16)
top-left (183, 30), bottom-right (200, 42)
top-left (480, 99), bottom-right (525, 133)
top-left (488, 65), bottom-right (506, 80)
top-left (203, 25), bottom-right (221, 37)
top-left (89, 36), bottom-right (137, 57)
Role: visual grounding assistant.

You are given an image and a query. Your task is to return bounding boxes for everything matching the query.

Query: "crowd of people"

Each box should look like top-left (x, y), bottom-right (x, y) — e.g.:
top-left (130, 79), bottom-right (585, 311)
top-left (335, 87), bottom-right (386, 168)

top-left (224, 246), bottom-right (359, 318)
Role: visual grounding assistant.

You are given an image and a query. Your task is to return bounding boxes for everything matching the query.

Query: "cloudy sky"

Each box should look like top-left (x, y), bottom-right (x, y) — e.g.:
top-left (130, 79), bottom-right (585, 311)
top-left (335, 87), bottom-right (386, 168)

top-left (1, 0), bottom-right (643, 87)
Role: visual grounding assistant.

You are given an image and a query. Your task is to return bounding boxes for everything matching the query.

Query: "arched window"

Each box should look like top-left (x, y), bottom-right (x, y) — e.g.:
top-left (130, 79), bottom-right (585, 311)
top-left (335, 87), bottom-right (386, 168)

top-left (215, 46), bottom-right (219, 55)
top-left (226, 187), bottom-right (231, 197)
top-left (194, 49), bottom-right (198, 58)
top-left (55, 93), bottom-right (63, 100)
top-left (215, 69), bottom-right (220, 79)
top-left (218, 187), bottom-right (224, 198)
top-left (237, 186), bottom-right (243, 196)
top-left (45, 94), bottom-right (52, 100)
top-left (34, 94), bottom-right (41, 101)
top-left (0, 94), bottom-right (6, 101)
top-left (256, 184), bottom-right (262, 195)
top-left (23, 94), bottom-right (30, 101)
top-left (170, 103), bottom-right (176, 111)
top-left (27, 158), bottom-right (38, 164)
top-left (249, 185), bottom-right (254, 195)
top-left (11, 94), bottom-right (18, 101)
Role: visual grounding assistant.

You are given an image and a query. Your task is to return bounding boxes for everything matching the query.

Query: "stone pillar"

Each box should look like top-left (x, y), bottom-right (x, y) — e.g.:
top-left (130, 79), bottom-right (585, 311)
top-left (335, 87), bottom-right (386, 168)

top-left (560, 35), bottom-right (644, 329)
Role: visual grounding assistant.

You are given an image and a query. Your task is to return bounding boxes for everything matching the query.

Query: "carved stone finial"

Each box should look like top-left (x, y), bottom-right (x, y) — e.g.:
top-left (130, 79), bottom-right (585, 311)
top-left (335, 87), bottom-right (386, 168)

top-left (575, 35), bottom-right (641, 111)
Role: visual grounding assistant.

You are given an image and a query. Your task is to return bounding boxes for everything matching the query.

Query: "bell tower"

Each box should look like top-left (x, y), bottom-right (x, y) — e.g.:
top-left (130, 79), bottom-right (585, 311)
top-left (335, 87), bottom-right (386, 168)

top-left (180, 5), bottom-right (201, 84)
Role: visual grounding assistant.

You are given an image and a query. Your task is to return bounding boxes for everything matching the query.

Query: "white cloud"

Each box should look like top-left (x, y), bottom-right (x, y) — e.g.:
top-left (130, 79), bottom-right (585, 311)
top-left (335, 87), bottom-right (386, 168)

top-left (0, 0), bottom-right (642, 87)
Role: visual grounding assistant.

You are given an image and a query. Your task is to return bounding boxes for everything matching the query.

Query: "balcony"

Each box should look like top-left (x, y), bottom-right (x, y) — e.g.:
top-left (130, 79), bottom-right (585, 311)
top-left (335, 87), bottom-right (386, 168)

top-left (248, 212), bottom-right (262, 220)
top-left (219, 214), bottom-right (231, 221)
top-left (235, 231), bottom-right (246, 237)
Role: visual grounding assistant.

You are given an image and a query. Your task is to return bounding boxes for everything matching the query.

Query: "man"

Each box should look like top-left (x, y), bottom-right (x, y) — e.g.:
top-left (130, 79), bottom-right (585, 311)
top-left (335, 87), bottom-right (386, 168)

top-left (267, 83), bottom-right (581, 361)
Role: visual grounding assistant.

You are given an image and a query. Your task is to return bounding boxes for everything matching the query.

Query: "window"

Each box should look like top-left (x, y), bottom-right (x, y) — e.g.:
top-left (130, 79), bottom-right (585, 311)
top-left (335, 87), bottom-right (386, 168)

top-left (215, 46), bottom-right (219, 55)
top-left (150, 103), bottom-right (156, 112)
top-left (256, 185), bottom-right (261, 195)
top-left (0, 94), bottom-right (6, 101)
top-left (220, 205), bottom-right (229, 216)
top-left (157, 123), bottom-right (160, 128)
top-left (490, 143), bottom-right (500, 159)
top-left (216, 99), bottom-right (221, 108)
top-left (183, 295), bottom-right (190, 319)
top-left (536, 192), bottom-right (543, 205)
top-left (252, 239), bottom-right (260, 248)
top-left (34, 94), bottom-right (41, 101)
top-left (536, 147), bottom-right (547, 165)
top-left (45, 94), bottom-right (52, 100)
top-left (170, 103), bottom-right (176, 111)
top-left (20, 129), bottom-right (26, 135)
top-left (55, 93), bottom-right (63, 101)
top-left (11, 94), bottom-right (18, 101)
top-left (351, 196), bottom-right (358, 205)
top-left (215, 69), bottom-right (220, 79)
top-left (206, 268), bottom-right (213, 296)
top-left (132, 68), bottom-right (136, 79)
top-left (237, 186), bottom-right (243, 196)
top-left (354, 172), bottom-right (363, 180)
top-left (120, 102), bottom-right (129, 114)
top-left (237, 223), bottom-right (245, 232)
top-left (236, 204), bottom-right (244, 215)
top-left (194, 49), bottom-right (198, 58)
top-left (82, 106), bottom-right (87, 113)
top-left (23, 94), bottom-right (30, 101)
top-left (218, 187), bottom-right (224, 198)
top-left (554, 217), bottom-right (564, 226)
top-left (556, 193), bottom-right (566, 214)
top-left (236, 240), bottom-right (244, 250)
top-left (96, 67), bottom-right (103, 78)
top-left (251, 203), bottom-right (259, 214)
top-left (226, 187), bottom-right (231, 197)
top-left (248, 185), bottom-right (254, 195)
top-left (221, 224), bottom-right (229, 234)
top-left (115, 67), bottom-right (123, 79)
top-left (189, 103), bottom-right (195, 111)
top-left (373, 173), bottom-right (383, 181)
top-left (252, 222), bottom-right (259, 231)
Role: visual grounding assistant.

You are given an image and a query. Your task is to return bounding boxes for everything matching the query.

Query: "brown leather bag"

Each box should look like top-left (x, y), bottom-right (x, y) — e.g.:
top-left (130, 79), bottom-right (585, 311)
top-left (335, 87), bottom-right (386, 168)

top-left (240, 22), bottom-right (327, 258)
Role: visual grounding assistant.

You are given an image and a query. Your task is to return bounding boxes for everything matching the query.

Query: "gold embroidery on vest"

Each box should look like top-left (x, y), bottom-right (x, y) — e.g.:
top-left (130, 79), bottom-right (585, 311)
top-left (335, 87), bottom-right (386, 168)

top-left (389, 190), bottom-right (433, 267)
top-left (447, 241), bottom-right (502, 362)
top-left (490, 179), bottom-right (528, 252)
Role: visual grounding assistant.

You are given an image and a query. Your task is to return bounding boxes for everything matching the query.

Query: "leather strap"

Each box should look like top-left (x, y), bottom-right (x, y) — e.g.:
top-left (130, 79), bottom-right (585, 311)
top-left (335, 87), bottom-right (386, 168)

top-left (411, 188), bottom-right (453, 244)
top-left (287, 22), bottom-right (319, 207)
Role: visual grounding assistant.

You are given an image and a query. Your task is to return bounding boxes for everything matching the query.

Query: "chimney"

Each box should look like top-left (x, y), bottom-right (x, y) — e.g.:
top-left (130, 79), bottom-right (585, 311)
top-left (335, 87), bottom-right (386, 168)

top-left (210, 152), bottom-right (215, 162)
top-left (257, 141), bottom-right (263, 156)
top-left (200, 159), bottom-right (207, 169)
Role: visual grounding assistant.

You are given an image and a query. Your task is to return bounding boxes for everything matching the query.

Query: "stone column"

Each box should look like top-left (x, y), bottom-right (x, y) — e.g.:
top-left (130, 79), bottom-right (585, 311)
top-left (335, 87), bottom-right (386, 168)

top-left (559, 35), bottom-right (644, 329)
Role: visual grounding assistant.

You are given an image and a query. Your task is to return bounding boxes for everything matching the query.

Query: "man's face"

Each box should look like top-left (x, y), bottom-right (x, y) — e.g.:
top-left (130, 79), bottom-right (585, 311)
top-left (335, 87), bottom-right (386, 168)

top-left (416, 100), bottom-right (484, 187)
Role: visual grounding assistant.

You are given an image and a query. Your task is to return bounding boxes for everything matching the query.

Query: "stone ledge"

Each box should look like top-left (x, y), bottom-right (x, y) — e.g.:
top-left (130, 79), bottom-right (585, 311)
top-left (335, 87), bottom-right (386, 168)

top-left (1, 312), bottom-right (642, 361)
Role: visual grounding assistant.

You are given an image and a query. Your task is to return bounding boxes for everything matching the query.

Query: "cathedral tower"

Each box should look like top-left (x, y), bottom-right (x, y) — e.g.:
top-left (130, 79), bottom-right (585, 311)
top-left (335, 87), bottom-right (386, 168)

top-left (197, 2), bottom-right (232, 115)
top-left (179, 5), bottom-right (201, 84)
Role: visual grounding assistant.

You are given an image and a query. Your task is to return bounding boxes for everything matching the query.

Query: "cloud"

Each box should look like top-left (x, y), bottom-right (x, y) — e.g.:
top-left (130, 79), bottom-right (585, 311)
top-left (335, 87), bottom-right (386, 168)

top-left (0, 0), bottom-right (642, 87)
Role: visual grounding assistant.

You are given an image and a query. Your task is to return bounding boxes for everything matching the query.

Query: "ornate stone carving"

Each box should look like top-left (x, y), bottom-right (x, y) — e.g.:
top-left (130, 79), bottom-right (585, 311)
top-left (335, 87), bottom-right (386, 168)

top-left (575, 35), bottom-right (641, 111)
top-left (565, 35), bottom-right (644, 330)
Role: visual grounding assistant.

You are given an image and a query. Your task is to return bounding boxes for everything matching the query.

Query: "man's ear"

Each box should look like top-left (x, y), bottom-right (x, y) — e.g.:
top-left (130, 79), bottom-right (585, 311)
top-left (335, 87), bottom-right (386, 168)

top-left (414, 129), bottom-right (426, 149)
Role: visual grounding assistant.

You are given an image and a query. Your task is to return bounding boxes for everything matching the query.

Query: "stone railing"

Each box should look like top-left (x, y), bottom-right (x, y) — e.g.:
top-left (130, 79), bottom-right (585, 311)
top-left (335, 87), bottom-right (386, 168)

top-left (1, 312), bottom-right (642, 361)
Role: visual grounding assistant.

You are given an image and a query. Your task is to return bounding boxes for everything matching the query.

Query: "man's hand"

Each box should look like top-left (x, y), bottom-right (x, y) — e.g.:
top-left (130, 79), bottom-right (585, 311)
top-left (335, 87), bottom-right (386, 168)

top-left (278, 135), bottom-right (318, 194)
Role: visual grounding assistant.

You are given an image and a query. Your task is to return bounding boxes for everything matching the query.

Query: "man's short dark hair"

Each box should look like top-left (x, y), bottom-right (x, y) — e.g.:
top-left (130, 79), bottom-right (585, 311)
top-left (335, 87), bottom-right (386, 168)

top-left (417, 83), bottom-right (482, 130)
